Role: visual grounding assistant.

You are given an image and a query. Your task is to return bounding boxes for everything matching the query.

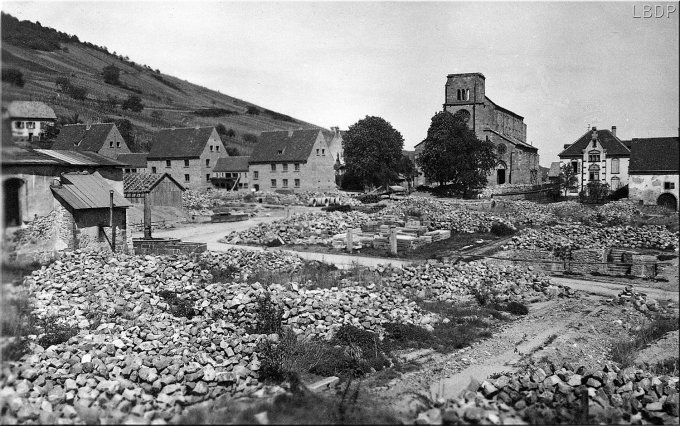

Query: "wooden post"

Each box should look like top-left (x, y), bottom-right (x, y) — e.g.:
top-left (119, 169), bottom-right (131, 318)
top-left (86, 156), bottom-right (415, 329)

top-left (109, 190), bottom-right (116, 252)
top-left (346, 228), bottom-right (353, 253)
top-left (143, 194), bottom-right (152, 239)
top-left (389, 226), bottom-right (398, 255)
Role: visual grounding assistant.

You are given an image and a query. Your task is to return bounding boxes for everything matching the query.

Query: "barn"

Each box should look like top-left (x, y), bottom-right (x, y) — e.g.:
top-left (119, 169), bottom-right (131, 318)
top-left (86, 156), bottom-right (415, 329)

top-left (123, 173), bottom-right (185, 209)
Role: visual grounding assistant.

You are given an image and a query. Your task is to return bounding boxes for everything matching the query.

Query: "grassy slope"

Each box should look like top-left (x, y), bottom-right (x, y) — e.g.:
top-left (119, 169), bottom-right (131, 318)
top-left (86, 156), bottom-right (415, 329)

top-left (1, 23), bottom-right (323, 151)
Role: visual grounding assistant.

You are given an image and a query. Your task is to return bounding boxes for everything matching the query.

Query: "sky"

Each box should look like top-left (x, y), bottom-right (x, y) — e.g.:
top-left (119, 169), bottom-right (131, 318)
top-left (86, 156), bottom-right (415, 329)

top-left (2, 1), bottom-right (678, 166)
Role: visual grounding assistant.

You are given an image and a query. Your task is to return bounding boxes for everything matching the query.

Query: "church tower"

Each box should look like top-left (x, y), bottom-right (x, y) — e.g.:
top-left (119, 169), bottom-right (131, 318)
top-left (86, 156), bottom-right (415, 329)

top-left (443, 73), bottom-right (486, 136)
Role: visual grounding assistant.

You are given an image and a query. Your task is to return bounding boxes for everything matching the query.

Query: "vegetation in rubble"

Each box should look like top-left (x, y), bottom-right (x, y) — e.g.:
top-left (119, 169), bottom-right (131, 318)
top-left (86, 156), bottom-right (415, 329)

top-left (36, 316), bottom-right (79, 348)
top-left (245, 260), bottom-right (382, 290)
top-left (490, 221), bottom-right (517, 236)
top-left (610, 315), bottom-right (679, 368)
top-left (0, 289), bottom-right (37, 361)
top-left (247, 292), bottom-right (284, 335)
top-left (157, 290), bottom-right (196, 319)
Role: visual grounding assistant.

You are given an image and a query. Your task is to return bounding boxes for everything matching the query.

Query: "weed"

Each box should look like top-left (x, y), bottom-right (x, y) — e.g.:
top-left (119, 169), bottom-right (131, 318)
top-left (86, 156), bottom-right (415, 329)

top-left (0, 289), bottom-right (38, 361)
top-left (610, 315), bottom-right (679, 367)
top-left (322, 205), bottom-right (352, 213)
top-left (158, 290), bottom-right (196, 319)
top-left (209, 264), bottom-right (240, 283)
top-left (36, 315), bottom-right (79, 348)
top-left (247, 293), bottom-right (283, 335)
top-left (490, 221), bottom-right (517, 237)
top-left (488, 301), bottom-right (529, 316)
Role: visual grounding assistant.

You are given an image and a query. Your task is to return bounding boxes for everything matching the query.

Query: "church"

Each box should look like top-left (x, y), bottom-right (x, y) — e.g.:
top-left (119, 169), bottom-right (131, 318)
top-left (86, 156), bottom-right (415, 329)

top-left (415, 73), bottom-right (540, 187)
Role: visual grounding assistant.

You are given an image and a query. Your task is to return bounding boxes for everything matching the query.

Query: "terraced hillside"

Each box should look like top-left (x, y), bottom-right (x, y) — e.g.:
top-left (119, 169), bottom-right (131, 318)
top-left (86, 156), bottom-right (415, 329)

top-left (1, 13), bottom-right (322, 152)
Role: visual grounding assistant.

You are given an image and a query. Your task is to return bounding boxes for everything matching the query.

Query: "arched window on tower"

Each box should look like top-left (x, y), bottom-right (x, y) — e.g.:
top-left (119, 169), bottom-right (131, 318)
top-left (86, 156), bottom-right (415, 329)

top-left (465, 89), bottom-right (470, 101)
top-left (456, 89), bottom-right (462, 101)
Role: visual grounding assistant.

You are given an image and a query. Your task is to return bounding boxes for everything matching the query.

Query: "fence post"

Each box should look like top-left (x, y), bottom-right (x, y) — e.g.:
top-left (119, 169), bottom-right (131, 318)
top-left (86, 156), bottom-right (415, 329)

top-left (346, 228), bottom-right (353, 253)
top-left (389, 226), bottom-right (398, 255)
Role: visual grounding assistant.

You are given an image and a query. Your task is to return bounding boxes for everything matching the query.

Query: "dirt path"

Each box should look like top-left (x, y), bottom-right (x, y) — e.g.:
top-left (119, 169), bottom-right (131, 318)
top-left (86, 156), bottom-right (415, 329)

top-left (551, 276), bottom-right (679, 302)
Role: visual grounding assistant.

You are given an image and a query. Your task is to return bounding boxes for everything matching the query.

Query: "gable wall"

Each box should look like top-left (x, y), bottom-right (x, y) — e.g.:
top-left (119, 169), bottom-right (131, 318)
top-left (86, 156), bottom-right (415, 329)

top-left (96, 128), bottom-right (131, 159)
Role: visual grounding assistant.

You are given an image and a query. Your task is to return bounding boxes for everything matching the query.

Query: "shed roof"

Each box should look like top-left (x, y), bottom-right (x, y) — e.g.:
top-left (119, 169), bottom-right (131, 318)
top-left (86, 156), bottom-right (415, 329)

top-left (148, 127), bottom-right (217, 159)
top-left (51, 172), bottom-right (131, 210)
top-left (629, 137), bottom-right (680, 173)
top-left (52, 123), bottom-right (117, 152)
top-left (34, 149), bottom-right (128, 167)
top-left (123, 173), bottom-right (185, 194)
top-left (6, 101), bottom-right (57, 119)
top-left (117, 153), bottom-right (148, 168)
top-left (250, 129), bottom-right (322, 164)
top-left (559, 129), bottom-right (630, 158)
top-left (213, 156), bottom-right (250, 172)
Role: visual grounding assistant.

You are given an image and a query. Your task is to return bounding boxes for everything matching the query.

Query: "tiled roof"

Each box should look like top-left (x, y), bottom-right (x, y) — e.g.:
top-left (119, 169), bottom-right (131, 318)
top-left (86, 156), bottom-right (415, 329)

top-left (249, 129), bottom-right (322, 163)
top-left (629, 137), bottom-right (680, 173)
top-left (52, 172), bottom-right (131, 210)
top-left (6, 101), bottom-right (56, 119)
top-left (34, 149), bottom-right (128, 167)
top-left (52, 123), bottom-right (116, 152)
top-left (548, 161), bottom-right (561, 178)
top-left (214, 156), bottom-right (250, 172)
top-left (485, 129), bottom-right (538, 151)
top-left (559, 129), bottom-right (630, 158)
top-left (117, 153), bottom-right (148, 168)
top-left (148, 127), bottom-right (216, 159)
top-left (124, 173), bottom-right (184, 194)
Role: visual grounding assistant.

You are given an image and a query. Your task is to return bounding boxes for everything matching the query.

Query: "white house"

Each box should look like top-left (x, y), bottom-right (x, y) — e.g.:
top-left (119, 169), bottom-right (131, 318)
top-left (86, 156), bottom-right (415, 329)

top-left (628, 137), bottom-right (679, 211)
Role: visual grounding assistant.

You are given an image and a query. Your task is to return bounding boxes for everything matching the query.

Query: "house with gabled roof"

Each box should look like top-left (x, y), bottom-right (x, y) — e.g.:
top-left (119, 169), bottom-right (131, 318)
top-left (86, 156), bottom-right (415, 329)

top-left (5, 100), bottom-right (57, 144)
top-left (123, 173), bottom-right (184, 209)
top-left (52, 123), bottom-right (131, 159)
top-left (211, 156), bottom-right (250, 190)
top-left (628, 137), bottom-right (679, 211)
top-left (146, 127), bottom-right (226, 190)
top-left (248, 129), bottom-right (336, 192)
top-left (117, 153), bottom-right (148, 174)
top-left (558, 126), bottom-right (630, 196)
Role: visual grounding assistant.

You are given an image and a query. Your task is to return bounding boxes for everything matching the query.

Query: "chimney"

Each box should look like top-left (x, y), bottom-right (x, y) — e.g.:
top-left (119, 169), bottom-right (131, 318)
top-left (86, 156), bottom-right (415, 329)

top-left (611, 126), bottom-right (617, 137)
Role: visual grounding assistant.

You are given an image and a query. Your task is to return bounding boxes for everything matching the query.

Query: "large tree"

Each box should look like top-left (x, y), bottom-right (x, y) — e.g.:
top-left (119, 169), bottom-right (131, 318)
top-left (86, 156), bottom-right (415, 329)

top-left (558, 163), bottom-right (579, 197)
top-left (416, 111), bottom-right (496, 196)
top-left (342, 115), bottom-right (405, 190)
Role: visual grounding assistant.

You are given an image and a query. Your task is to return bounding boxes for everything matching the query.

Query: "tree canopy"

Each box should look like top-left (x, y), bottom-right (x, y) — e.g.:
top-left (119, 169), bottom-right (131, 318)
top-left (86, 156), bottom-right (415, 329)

top-left (103, 64), bottom-right (121, 85)
top-left (416, 111), bottom-right (496, 196)
top-left (121, 95), bottom-right (144, 112)
top-left (342, 116), bottom-right (405, 189)
top-left (558, 163), bottom-right (579, 197)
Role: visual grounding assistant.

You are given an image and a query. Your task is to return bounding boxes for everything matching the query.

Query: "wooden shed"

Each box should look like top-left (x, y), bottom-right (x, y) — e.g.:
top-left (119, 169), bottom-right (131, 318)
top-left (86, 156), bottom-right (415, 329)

top-left (123, 173), bottom-right (184, 208)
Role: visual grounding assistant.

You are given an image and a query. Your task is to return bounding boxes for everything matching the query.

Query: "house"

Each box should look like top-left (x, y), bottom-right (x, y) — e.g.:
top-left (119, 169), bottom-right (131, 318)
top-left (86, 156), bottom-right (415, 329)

top-left (628, 137), bottom-right (679, 211)
top-left (211, 156), bottom-right (250, 190)
top-left (248, 129), bottom-right (336, 192)
top-left (123, 173), bottom-right (184, 209)
top-left (5, 101), bottom-right (57, 144)
top-left (52, 123), bottom-right (131, 159)
top-left (547, 161), bottom-right (561, 184)
top-left (146, 127), bottom-right (226, 190)
top-left (427, 72), bottom-right (540, 186)
top-left (558, 126), bottom-right (630, 195)
top-left (117, 153), bottom-right (148, 174)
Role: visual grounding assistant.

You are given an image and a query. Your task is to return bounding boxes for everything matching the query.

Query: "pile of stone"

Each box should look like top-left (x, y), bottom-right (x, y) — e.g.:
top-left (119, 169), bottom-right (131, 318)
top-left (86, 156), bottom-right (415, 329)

top-left (507, 224), bottom-right (679, 251)
top-left (548, 200), bottom-right (597, 223)
top-left (2, 210), bottom-right (58, 254)
top-left (595, 200), bottom-right (643, 225)
top-left (384, 260), bottom-right (574, 304)
top-left (182, 189), bottom-right (217, 210)
top-left (376, 199), bottom-right (513, 233)
top-left (422, 363), bottom-right (679, 425)
top-left (222, 211), bottom-right (371, 245)
top-left (614, 286), bottom-right (663, 314)
top-left (492, 200), bottom-right (558, 226)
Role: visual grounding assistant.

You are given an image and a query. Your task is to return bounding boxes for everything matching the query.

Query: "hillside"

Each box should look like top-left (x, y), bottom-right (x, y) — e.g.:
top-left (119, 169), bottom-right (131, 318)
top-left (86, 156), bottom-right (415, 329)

top-left (0, 13), bottom-right (323, 153)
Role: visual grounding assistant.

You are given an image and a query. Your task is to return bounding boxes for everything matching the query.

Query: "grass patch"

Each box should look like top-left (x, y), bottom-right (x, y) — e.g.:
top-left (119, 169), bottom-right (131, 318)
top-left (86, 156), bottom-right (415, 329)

top-left (610, 316), bottom-right (679, 368)
top-left (246, 261), bottom-right (382, 290)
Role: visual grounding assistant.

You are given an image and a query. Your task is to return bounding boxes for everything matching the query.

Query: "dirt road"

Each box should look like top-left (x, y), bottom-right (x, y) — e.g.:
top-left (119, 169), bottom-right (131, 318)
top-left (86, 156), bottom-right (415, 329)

top-left (551, 276), bottom-right (679, 302)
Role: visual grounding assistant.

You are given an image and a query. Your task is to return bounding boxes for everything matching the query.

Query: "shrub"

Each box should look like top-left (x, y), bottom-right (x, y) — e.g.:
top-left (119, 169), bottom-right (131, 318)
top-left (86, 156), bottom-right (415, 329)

top-left (609, 184), bottom-right (629, 201)
top-left (247, 293), bottom-right (283, 335)
top-left (37, 316), bottom-right (79, 348)
top-left (357, 194), bottom-right (380, 204)
top-left (158, 290), bottom-right (196, 319)
top-left (415, 185), bottom-right (432, 192)
top-left (490, 221), bottom-right (516, 236)
top-left (242, 133), bottom-right (258, 144)
top-left (2, 68), bottom-right (25, 87)
top-left (246, 106), bottom-right (260, 115)
top-left (68, 85), bottom-right (88, 101)
top-left (122, 94), bottom-right (144, 112)
top-left (321, 204), bottom-right (352, 212)
top-left (102, 64), bottom-right (121, 85)
top-left (610, 315), bottom-right (679, 367)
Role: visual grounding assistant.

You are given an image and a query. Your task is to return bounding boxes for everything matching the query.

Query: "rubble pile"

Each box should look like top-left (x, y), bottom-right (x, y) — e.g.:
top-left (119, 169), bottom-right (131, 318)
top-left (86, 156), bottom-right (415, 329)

top-left (613, 286), bottom-right (669, 314)
top-left (222, 211), bottom-right (371, 245)
top-left (595, 200), bottom-right (643, 225)
top-left (492, 200), bottom-right (558, 226)
top-left (507, 224), bottom-right (679, 251)
top-left (548, 200), bottom-right (598, 223)
top-left (423, 363), bottom-right (679, 425)
top-left (2, 210), bottom-right (57, 253)
top-left (384, 260), bottom-right (574, 304)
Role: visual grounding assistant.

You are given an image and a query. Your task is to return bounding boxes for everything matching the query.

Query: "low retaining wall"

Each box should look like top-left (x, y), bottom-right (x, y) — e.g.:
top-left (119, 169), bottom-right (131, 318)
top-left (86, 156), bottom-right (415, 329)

top-left (133, 238), bottom-right (207, 255)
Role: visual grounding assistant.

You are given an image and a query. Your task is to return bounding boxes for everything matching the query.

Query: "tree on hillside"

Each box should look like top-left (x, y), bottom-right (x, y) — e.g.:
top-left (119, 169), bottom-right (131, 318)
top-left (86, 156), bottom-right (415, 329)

top-left (246, 106), bottom-right (260, 115)
top-left (225, 147), bottom-right (240, 156)
top-left (416, 111), bottom-right (496, 197)
top-left (102, 64), bottom-right (121, 86)
top-left (342, 115), bottom-right (405, 190)
top-left (2, 68), bottom-right (25, 87)
top-left (215, 123), bottom-right (227, 135)
top-left (121, 95), bottom-right (144, 112)
top-left (558, 163), bottom-right (579, 197)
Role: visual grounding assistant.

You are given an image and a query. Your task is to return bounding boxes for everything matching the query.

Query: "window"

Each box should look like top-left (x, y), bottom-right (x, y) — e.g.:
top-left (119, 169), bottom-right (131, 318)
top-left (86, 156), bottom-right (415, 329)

top-left (588, 164), bottom-right (600, 181)
top-left (216, 146), bottom-right (220, 152)
top-left (465, 89), bottom-right (470, 101)
top-left (166, 160), bottom-right (172, 168)
top-left (26, 122), bottom-right (35, 129)
top-left (15, 122), bottom-right (24, 129)
top-left (253, 171), bottom-right (259, 180)
top-left (184, 159), bottom-right (190, 167)
top-left (294, 163), bottom-right (300, 172)
top-left (271, 179), bottom-right (276, 188)
top-left (277, 150), bottom-right (283, 155)
top-left (282, 179), bottom-right (288, 188)
top-left (571, 161), bottom-right (579, 173)
top-left (316, 149), bottom-right (320, 156)
top-left (321, 149), bottom-right (325, 156)
top-left (282, 164), bottom-right (288, 172)
top-left (184, 174), bottom-right (190, 183)
top-left (271, 164), bottom-right (276, 172)
top-left (206, 159), bottom-right (210, 167)
top-left (206, 174), bottom-right (211, 182)
top-left (665, 182), bottom-right (676, 190)
top-left (152, 166), bottom-right (157, 173)
top-left (588, 150), bottom-right (601, 162)
top-left (294, 179), bottom-right (300, 188)
top-left (611, 177), bottom-right (620, 191)
top-left (210, 145), bottom-right (214, 152)
top-left (110, 141), bottom-right (114, 147)
top-left (611, 158), bottom-right (620, 174)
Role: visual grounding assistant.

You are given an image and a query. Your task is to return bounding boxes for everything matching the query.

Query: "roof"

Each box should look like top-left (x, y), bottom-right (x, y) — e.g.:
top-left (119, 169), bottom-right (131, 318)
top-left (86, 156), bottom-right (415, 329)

top-left (559, 128), bottom-right (631, 158)
top-left (52, 123), bottom-right (117, 152)
top-left (485, 97), bottom-right (525, 121)
top-left (620, 140), bottom-right (633, 149)
top-left (629, 137), bottom-right (680, 173)
top-left (1, 145), bottom-right (61, 165)
top-left (148, 127), bottom-right (217, 159)
top-left (485, 129), bottom-right (538, 151)
top-left (548, 161), bottom-right (561, 178)
top-left (117, 153), bottom-right (148, 168)
top-left (6, 101), bottom-right (56, 119)
top-left (51, 172), bottom-right (131, 210)
top-left (249, 129), bottom-right (322, 163)
top-left (446, 72), bottom-right (485, 79)
top-left (214, 156), bottom-right (250, 172)
top-left (34, 149), bottom-right (128, 167)
top-left (123, 173), bottom-right (185, 194)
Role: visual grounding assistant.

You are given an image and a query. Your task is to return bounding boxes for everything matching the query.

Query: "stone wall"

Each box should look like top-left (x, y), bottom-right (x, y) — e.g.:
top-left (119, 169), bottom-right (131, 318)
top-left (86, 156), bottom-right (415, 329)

top-left (629, 173), bottom-right (679, 208)
top-left (499, 248), bottom-right (608, 274)
top-left (133, 238), bottom-right (207, 255)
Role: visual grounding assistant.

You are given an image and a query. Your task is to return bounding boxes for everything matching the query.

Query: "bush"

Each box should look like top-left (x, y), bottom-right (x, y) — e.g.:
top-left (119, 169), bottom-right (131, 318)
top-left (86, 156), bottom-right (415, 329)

top-left (37, 316), bottom-right (79, 348)
top-left (415, 185), bottom-right (432, 192)
top-left (68, 85), bottom-right (88, 101)
top-left (122, 94), bottom-right (144, 112)
top-left (158, 290), bottom-right (196, 319)
top-left (247, 293), bottom-right (283, 335)
top-left (609, 184), bottom-right (629, 201)
top-left (246, 106), bottom-right (260, 115)
top-left (357, 194), bottom-right (380, 204)
top-left (242, 133), bottom-right (258, 144)
top-left (490, 221), bottom-right (516, 236)
top-left (610, 315), bottom-right (679, 367)
top-left (321, 204), bottom-right (352, 212)
top-left (102, 64), bottom-right (121, 85)
top-left (2, 68), bottom-right (25, 87)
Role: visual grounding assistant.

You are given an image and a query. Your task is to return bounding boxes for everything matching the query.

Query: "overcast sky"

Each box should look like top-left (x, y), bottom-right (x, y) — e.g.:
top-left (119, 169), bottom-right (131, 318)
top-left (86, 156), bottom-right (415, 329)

top-left (3, 1), bottom-right (678, 166)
